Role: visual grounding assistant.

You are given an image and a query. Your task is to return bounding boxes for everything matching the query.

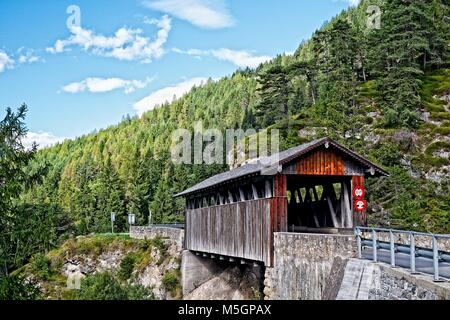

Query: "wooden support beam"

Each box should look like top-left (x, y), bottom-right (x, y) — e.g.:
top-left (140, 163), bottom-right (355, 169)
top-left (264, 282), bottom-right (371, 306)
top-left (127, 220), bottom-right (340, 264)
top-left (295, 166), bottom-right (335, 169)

top-left (304, 187), bottom-right (311, 203)
top-left (325, 184), bottom-right (339, 228)
top-left (343, 181), bottom-right (352, 228)
top-left (297, 189), bottom-right (303, 204)
top-left (228, 190), bottom-right (234, 203)
top-left (239, 187), bottom-right (245, 202)
top-left (340, 183), bottom-right (345, 228)
top-left (252, 184), bottom-right (259, 199)
top-left (289, 190), bottom-right (297, 205)
top-left (312, 186), bottom-right (319, 202)
top-left (265, 180), bottom-right (273, 198)
top-left (320, 186), bottom-right (326, 201)
top-left (311, 186), bottom-right (320, 228)
top-left (327, 195), bottom-right (339, 228)
top-left (312, 211), bottom-right (320, 228)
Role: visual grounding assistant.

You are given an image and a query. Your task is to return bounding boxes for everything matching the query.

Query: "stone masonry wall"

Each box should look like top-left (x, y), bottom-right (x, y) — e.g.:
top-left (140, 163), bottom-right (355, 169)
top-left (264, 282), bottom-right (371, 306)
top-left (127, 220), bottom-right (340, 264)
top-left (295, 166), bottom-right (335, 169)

top-left (368, 263), bottom-right (450, 300)
top-left (130, 226), bottom-right (184, 251)
top-left (264, 232), bottom-right (357, 300)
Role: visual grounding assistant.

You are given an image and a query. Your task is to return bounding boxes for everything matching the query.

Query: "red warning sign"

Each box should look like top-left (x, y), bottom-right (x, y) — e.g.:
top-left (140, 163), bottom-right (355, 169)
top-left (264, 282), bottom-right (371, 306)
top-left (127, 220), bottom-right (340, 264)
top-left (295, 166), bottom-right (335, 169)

top-left (352, 186), bottom-right (365, 199)
top-left (354, 200), bottom-right (367, 212)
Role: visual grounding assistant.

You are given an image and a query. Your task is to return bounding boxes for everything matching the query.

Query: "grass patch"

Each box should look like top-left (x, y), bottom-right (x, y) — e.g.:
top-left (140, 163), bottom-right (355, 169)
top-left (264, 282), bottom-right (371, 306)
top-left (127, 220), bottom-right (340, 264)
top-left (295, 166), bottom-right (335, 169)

top-left (430, 112), bottom-right (450, 121)
top-left (357, 80), bottom-right (377, 100)
top-left (425, 141), bottom-right (450, 156)
top-left (433, 126), bottom-right (450, 135)
top-left (421, 68), bottom-right (450, 113)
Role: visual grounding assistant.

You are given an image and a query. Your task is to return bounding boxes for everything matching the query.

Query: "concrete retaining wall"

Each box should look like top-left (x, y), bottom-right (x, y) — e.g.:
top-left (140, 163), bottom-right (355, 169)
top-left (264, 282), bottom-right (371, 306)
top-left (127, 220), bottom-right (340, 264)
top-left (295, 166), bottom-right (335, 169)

top-left (181, 250), bottom-right (225, 296)
top-left (264, 232), bottom-right (357, 300)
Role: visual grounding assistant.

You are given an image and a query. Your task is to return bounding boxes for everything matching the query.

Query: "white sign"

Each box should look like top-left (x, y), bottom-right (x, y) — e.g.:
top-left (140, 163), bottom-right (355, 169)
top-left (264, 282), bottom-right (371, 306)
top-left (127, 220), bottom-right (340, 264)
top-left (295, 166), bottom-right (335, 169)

top-left (111, 212), bottom-right (115, 222)
top-left (128, 214), bottom-right (136, 225)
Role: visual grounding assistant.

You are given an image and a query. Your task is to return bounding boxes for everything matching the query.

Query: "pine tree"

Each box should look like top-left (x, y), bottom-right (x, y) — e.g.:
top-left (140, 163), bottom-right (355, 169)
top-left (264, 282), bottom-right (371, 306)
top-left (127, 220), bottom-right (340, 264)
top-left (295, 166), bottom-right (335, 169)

top-left (150, 165), bottom-right (175, 223)
top-left (372, 0), bottom-right (447, 127)
top-left (255, 64), bottom-right (290, 127)
top-left (287, 60), bottom-right (318, 106)
top-left (311, 18), bottom-right (361, 132)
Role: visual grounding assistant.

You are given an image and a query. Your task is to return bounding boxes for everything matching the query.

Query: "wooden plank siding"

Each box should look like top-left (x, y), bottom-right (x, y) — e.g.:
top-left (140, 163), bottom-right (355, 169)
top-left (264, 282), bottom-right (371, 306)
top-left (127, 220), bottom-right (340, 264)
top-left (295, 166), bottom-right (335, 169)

top-left (294, 148), bottom-right (345, 175)
top-left (185, 197), bottom-right (287, 266)
top-left (282, 147), bottom-right (366, 176)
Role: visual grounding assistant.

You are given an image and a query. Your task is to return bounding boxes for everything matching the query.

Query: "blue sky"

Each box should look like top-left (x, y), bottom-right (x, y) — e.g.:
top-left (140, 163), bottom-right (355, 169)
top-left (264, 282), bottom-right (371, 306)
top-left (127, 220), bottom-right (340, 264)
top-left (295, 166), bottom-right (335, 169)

top-left (0, 0), bottom-right (357, 148)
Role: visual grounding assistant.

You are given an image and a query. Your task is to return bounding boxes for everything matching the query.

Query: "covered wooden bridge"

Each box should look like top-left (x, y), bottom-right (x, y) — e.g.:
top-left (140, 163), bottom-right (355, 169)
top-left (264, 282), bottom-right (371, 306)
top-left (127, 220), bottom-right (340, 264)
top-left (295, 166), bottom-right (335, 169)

top-left (175, 138), bottom-right (388, 266)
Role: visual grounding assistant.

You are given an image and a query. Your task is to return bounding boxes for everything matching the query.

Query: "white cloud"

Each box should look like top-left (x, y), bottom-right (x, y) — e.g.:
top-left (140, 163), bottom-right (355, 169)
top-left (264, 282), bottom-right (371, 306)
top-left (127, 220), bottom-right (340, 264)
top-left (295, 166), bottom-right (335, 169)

top-left (210, 49), bottom-right (271, 68)
top-left (173, 48), bottom-right (271, 69)
top-left (0, 50), bottom-right (15, 73)
top-left (348, 0), bottom-right (360, 5)
top-left (23, 131), bottom-right (67, 149)
top-left (134, 77), bottom-right (208, 115)
top-left (62, 77), bottom-right (153, 94)
top-left (143, 0), bottom-right (234, 29)
top-left (17, 48), bottom-right (41, 64)
top-left (0, 48), bottom-right (43, 74)
top-left (334, 0), bottom-right (360, 6)
top-left (47, 15), bottom-right (171, 63)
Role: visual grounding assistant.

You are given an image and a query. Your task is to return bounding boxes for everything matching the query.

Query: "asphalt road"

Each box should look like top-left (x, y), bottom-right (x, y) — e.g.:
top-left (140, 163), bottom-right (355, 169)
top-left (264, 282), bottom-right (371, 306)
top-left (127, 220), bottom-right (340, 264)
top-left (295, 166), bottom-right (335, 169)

top-left (361, 247), bottom-right (450, 280)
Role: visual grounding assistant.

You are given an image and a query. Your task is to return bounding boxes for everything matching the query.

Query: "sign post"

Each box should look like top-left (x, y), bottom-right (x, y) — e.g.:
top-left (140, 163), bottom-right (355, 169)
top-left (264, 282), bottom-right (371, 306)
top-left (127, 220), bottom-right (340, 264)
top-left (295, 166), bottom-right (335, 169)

top-left (128, 213), bottom-right (136, 226)
top-left (110, 212), bottom-right (115, 234)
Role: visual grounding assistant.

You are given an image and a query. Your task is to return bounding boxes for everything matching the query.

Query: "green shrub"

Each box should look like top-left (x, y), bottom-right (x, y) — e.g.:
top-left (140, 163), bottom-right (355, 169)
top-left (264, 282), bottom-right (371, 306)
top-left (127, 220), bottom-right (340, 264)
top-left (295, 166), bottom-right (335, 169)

top-left (126, 284), bottom-right (155, 300)
top-left (30, 253), bottom-right (52, 280)
top-left (382, 108), bottom-right (400, 128)
top-left (77, 272), bottom-right (127, 300)
top-left (373, 142), bottom-right (403, 167)
top-left (161, 270), bottom-right (181, 298)
top-left (0, 275), bottom-right (41, 300)
top-left (138, 238), bottom-right (152, 251)
top-left (76, 272), bottom-right (154, 300)
top-left (150, 236), bottom-right (168, 265)
top-left (118, 253), bottom-right (136, 281)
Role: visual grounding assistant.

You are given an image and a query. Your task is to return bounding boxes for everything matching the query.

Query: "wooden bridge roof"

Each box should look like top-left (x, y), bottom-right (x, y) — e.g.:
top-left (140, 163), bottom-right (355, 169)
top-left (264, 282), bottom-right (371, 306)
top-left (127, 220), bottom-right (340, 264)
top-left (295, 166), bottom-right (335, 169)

top-left (175, 137), bottom-right (388, 198)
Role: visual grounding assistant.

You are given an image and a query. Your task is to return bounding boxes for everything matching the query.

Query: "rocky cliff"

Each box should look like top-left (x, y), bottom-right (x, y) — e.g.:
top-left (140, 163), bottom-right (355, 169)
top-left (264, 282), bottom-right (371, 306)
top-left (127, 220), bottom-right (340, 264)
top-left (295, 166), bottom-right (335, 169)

top-left (16, 234), bottom-right (182, 300)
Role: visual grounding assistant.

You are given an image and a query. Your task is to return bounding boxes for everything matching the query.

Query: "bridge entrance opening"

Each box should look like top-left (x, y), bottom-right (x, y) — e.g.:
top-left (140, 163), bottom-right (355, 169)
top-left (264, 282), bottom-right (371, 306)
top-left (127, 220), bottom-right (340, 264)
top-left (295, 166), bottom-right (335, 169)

top-left (286, 176), bottom-right (355, 233)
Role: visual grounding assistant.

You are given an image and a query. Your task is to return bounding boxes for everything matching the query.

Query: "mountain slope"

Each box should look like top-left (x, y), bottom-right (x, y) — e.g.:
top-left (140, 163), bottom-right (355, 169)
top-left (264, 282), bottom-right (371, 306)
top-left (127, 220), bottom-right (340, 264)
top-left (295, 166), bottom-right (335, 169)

top-left (22, 0), bottom-right (449, 237)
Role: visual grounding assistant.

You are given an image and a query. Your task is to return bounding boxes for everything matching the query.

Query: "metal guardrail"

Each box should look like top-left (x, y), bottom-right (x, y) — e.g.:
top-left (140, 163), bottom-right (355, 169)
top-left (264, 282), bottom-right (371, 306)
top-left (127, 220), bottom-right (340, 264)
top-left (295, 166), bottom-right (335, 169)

top-left (148, 223), bottom-right (185, 229)
top-left (355, 226), bottom-right (450, 282)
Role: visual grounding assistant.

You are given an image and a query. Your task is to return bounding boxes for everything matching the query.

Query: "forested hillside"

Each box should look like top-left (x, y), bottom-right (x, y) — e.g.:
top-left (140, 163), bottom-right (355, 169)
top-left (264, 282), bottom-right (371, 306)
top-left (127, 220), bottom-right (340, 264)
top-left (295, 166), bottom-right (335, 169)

top-left (2, 0), bottom-right (449, 284)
